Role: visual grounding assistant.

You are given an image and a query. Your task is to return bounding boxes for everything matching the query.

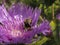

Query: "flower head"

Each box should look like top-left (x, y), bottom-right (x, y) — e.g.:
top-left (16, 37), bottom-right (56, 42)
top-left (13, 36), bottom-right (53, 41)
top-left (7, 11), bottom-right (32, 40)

top-left (38, 20), bottom-right (52, 36)
top-left (0, 3), bottom-right (51, 44)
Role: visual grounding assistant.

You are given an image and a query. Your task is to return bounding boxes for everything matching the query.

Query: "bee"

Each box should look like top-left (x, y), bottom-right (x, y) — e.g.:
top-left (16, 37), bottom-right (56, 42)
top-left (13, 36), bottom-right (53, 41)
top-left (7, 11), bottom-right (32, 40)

top-left (24, 19), bottom-right (32, 31)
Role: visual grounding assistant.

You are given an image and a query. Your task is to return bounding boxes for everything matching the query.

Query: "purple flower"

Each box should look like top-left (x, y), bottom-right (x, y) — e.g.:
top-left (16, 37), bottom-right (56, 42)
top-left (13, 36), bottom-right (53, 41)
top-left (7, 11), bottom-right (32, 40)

top-left (56, 13), bottom-right (60, 20)
top-left (0, 3), bottom-right (51, 44)
top-left (38, 20), bottom-right (52, 36)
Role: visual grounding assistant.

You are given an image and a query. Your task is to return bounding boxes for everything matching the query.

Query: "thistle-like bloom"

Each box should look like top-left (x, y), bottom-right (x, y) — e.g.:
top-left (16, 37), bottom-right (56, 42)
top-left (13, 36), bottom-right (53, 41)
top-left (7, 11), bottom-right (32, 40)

top-left (0, 3), bottom-right (51, 44)
top-left (38, 20), bottom-right (52, 36)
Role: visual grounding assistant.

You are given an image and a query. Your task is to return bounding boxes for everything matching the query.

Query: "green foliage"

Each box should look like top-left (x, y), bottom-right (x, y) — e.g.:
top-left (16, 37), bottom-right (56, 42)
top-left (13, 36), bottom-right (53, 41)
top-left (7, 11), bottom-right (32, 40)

top-left (22, 0), bottom-right (40, 8)
top-left (50, 20), bottom-right (56, 31)
top-left (29, 36), bottom-right (49, 45)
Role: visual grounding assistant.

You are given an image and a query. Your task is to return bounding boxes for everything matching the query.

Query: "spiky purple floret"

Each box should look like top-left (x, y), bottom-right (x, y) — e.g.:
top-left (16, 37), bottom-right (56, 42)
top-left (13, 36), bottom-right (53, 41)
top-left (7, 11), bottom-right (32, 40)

top-left (0, 3), bottom-right (51, 44)
top-left (38, 20), bottom-right (52, 36)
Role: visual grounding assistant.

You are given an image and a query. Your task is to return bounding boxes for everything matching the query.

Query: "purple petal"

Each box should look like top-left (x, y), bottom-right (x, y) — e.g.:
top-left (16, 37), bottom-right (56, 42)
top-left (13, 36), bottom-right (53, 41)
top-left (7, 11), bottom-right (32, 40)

top-left (31, 8), bottom-right (41, 26)
top-left (0, 5), bottom-right (12, 23)
top-left (38, 20), bottom-right (52, 36)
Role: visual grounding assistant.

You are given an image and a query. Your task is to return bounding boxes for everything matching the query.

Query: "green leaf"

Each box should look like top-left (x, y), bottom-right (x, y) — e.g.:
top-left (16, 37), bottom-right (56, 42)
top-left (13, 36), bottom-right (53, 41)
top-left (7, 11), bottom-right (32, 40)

top-left (30, 37), bottom-right (49, 45)
top-left (50, 20), bottom-right (56, 31)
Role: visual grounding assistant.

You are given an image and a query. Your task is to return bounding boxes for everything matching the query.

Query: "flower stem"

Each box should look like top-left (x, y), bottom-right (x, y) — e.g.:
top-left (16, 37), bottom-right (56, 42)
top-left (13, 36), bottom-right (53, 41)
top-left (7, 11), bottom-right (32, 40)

top-left (52, 4), bottom-right (54, 20)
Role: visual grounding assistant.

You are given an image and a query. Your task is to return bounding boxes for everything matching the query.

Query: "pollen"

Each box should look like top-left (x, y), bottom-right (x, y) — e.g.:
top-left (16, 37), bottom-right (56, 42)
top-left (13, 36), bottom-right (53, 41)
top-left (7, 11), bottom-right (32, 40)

top-left (10, 30), bottom-right (22, 37)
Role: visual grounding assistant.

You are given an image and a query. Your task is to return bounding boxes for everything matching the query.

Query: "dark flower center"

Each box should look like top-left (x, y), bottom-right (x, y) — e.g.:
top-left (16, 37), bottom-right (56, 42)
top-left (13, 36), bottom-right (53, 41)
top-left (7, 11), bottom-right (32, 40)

top-left (24, 19), bottom-right (32, 30)
top-left (0, 22), bottom-right (3, 26)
